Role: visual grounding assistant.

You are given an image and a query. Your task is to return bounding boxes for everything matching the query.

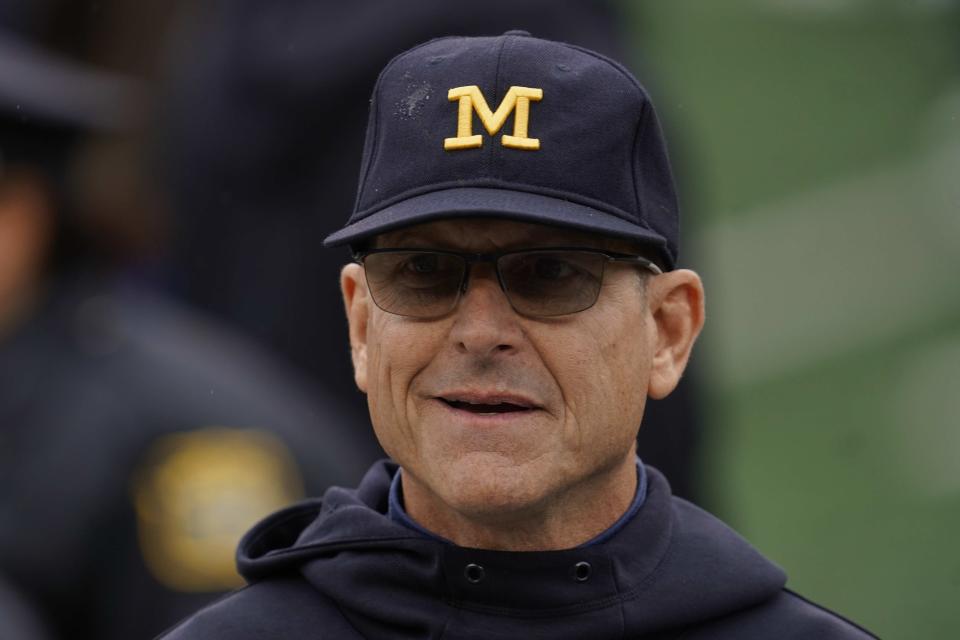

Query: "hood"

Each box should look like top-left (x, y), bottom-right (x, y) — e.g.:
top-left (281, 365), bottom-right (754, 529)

top-left (238, 460), bottom-right (786, 638)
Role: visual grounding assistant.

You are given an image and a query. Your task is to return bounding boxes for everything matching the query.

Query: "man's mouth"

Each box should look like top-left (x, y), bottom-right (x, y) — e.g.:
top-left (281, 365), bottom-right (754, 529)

top-left (436, 393), bottom-right (538, 416)
top-left (441, 399), bottom-right (530, 414)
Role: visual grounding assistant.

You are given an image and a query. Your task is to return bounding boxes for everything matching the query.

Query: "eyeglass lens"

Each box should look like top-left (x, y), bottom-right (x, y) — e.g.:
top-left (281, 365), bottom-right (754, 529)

top-left (361, 250), bottom-right (608, 318)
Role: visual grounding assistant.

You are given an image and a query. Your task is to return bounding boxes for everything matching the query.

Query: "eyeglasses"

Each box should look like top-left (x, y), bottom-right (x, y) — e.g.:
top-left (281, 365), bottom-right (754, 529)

top-left (354, 247), bottom-right (662, 319)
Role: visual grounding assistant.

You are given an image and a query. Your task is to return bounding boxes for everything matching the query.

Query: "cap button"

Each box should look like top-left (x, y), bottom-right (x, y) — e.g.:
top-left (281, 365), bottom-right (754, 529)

top-left (503, 29), bottom-right (532, 37)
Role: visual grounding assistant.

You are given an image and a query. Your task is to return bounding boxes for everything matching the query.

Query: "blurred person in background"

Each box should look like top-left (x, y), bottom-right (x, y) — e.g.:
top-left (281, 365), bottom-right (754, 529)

top-left (156, 0), bottom-right (706, 500)
top-left (0, 3), bottom-right (371, 638)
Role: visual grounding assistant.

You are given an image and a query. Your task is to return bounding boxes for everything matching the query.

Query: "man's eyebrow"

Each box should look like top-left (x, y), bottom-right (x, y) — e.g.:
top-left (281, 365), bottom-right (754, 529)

top-left (382, 230), bottom-right (434, 245)
top-left (373, 233), bottom-right (445, 249)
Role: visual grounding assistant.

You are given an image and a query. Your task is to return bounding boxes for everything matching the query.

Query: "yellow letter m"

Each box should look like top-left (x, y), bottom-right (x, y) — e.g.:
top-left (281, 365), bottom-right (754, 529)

top-left (444, 85), bottom-right (543, 151)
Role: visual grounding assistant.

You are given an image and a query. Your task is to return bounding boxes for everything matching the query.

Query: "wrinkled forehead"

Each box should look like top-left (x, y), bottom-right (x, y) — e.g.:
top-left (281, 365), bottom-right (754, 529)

top-left (371, 217), bottom-right (640, 253)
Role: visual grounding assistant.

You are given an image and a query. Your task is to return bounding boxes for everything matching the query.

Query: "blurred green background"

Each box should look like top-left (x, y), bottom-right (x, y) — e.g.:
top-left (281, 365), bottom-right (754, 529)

top-left (626, 1), bottom-right (960, 637)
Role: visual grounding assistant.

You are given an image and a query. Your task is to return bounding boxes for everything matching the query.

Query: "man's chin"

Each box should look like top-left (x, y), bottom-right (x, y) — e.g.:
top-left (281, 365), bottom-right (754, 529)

top-left (428, 458), bottom-right (553, 522)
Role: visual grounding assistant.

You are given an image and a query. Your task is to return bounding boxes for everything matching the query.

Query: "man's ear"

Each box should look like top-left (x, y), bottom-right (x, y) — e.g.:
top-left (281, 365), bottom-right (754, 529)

top-left (341, 263), bottom-right (370, 393)
top-left (646, 269), bottom-right (705, 400)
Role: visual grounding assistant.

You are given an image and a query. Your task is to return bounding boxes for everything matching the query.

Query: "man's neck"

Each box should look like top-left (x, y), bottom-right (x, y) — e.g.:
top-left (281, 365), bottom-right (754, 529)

top-left (400, 455), bottom-right (639, 551)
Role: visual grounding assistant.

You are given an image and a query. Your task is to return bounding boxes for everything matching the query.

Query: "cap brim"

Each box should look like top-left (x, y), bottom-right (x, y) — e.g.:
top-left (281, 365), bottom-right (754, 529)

top-left (324, 187), bottom-right (669, 263)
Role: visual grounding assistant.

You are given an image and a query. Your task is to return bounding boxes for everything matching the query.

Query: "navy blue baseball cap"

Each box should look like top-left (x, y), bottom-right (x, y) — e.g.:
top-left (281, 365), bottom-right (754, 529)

top-left (324, 30), bottom-right (680, 269)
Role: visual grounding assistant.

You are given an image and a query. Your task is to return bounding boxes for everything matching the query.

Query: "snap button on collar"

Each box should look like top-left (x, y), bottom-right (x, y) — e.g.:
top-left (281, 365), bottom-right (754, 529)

top-left (464, 563), bottom-right (485, 584)
top-left (573, 561), bottom-right (592, 582)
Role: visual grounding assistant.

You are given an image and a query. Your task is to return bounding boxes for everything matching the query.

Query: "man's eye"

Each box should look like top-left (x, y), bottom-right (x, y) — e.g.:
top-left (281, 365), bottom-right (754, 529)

top-left (404, 254), bottom-right (439, 274)
top-left (532, 257), bottom-right (575, 280)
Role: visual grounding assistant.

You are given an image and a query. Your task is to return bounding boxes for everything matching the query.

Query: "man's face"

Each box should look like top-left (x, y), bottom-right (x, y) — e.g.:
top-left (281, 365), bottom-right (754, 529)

top-left (343, 218), bottom-right (677, 526)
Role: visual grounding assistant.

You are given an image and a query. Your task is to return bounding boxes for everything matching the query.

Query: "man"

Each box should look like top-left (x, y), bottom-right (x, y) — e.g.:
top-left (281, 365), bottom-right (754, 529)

top-left (158, 0), bottom-right (704, 500)
top-left (161, 32), bottom-right (875, 638)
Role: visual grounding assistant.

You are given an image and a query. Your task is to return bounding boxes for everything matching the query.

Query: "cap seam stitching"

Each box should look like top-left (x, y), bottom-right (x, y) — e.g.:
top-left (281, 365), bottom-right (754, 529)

top-left (631, 100), bottom-right (650, 224)
top-left (558, 42), bottom-right (649, 102)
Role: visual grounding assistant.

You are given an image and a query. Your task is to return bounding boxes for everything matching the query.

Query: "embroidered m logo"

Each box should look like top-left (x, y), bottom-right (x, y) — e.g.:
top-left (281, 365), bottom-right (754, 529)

top-left (444, 85), bottom-right (543, 151)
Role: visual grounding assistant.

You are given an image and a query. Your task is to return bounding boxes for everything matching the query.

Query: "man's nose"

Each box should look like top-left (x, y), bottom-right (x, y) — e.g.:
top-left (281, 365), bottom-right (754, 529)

top-left (449, 266), bottom-right (522, 357)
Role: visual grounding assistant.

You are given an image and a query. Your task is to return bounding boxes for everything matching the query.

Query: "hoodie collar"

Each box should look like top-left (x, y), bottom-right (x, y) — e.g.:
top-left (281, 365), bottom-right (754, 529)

top-left (238, 460), bottom-right (786, 637)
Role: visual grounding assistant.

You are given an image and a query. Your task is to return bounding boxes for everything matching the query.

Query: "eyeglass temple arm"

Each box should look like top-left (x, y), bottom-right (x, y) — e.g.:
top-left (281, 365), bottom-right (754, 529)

top-left (608, 255), bottom-right (663, 275)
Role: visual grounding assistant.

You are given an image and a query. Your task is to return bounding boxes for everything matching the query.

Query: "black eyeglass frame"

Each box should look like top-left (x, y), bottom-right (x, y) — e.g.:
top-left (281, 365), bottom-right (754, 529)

top-left (353, 246), bottom-right (664, 319)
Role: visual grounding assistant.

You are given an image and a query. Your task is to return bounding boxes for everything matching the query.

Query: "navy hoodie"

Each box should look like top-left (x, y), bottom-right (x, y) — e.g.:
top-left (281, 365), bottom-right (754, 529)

top-left (160, 461), bottom-right (876, 639)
